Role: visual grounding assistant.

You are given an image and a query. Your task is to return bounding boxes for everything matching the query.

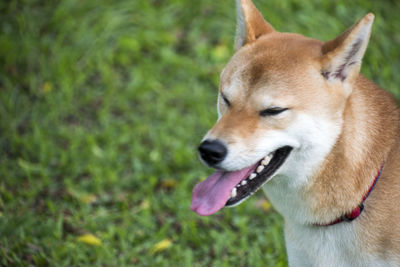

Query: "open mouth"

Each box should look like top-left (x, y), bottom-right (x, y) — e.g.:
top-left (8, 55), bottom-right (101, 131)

top-left (225, 146), bottom-right (292, 207)
top-left (191, 146), bottom-right (293, 216)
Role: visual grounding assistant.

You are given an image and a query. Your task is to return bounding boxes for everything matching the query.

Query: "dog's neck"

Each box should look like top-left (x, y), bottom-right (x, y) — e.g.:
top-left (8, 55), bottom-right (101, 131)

top-left (305, 76), bottom-right (399, 225)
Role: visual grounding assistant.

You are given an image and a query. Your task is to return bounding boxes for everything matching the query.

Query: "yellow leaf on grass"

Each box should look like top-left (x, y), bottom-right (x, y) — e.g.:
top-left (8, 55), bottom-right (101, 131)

top-left (42, 81), bottom-right (52, 93)
top-left (255, 198), bottom-right (272, 212)
top-left (77, 233), bottom-right (102, 246)
top-left (80, 194), bottom-right (97, 204)
top-left (150, 239), bottom-right (172, 254)
top-left (211, 44), bottom-right (229, 61)
top-left (160, 179), bottom-right (177, 189)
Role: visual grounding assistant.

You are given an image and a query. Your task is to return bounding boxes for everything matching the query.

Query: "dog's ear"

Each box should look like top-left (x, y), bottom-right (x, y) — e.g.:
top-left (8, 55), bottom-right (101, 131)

top-left (235, 0), bottom-right (274, 51)
top-left (321, 13), bottom-right (374, 86)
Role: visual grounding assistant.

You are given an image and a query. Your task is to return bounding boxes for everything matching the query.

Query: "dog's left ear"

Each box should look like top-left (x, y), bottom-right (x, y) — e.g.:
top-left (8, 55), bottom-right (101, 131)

top-left (321, 13), bottom-right (374, 86)
top-left (235, 0), bottom-right (275, 51)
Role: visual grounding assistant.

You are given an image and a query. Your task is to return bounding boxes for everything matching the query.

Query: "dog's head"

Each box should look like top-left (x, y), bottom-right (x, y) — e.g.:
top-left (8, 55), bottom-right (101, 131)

top-left (191, 0), bottom-right (374, 216)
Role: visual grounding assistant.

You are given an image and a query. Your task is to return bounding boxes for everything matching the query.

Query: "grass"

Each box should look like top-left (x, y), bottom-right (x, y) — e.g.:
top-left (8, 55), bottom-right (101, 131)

top-left (0, 0), bottom-right (399, 266)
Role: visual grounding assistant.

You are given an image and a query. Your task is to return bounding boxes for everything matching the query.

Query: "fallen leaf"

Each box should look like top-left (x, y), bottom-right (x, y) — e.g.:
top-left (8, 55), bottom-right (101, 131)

top-left (255, 198), bottom-right (272, 212)
top-left (77, 233), bottom-right (102, 246)
top-left (42, 81), bottom-right (52, 93)
top-left (80, 194), bottom-right (97, 204)
top-left (211, 44), bottom-right (229, 61)
top-left (160, 179), bottom-right (177, 189)
top-left (150, 239), bottom-right (172, 254)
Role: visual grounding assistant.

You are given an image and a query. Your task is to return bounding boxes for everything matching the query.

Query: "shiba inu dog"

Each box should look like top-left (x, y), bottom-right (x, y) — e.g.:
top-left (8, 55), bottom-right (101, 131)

top-left (190, 0), bottom-right (400, 266)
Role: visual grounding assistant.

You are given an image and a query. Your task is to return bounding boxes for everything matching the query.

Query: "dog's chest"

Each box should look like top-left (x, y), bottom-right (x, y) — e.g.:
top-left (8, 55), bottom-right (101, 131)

top-left (285, 223), bottom-right (394, 267)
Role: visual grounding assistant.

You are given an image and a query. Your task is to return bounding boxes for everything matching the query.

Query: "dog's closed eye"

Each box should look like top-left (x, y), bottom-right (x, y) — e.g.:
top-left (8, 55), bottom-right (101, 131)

top-left (221, 93), bottom-right (231, 107)
top-left (259, 107), bottom-right (288, 116)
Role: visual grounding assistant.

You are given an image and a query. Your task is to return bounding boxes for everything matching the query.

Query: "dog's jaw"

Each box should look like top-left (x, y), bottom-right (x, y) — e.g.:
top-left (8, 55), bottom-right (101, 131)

top-left (191, 146), bottom-right (293, 216)
top-left (225, 146), bottom-right (293, 207)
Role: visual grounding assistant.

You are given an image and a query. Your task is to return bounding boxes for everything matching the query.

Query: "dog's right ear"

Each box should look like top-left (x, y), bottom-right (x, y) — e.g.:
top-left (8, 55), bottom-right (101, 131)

top-left (235, 0), bottom-right (275, 51)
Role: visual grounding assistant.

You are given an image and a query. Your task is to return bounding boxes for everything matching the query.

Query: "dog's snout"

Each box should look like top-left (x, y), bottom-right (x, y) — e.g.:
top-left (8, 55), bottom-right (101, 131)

top-left (198, 139), bottom-right (227, 166)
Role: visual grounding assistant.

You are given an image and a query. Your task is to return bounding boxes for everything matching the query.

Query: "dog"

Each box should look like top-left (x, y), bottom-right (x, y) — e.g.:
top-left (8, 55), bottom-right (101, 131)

top-left (190, 0), bottom-right (400, 266)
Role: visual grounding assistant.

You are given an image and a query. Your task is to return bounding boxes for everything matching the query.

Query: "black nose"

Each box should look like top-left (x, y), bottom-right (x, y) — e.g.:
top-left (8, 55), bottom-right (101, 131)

top-left (198, 139), bottom-right (227, 165)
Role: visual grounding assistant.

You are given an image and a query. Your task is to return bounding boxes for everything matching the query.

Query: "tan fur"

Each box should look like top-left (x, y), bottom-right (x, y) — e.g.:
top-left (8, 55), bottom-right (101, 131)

top-left (206, 0), bottom-right (400, 263)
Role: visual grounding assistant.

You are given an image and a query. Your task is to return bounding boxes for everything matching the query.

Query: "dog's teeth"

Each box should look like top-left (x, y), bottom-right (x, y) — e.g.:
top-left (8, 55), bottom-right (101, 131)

top-left (249, 173), bottom-right (257, 180)
top-left (262, 155), bottom-right (272, 166)
top-left (241, 180), bottom-right (247, 185)
top-left (231, 187), bottom-right (237, 198)
top-left (257, 165), bottom-right (264, 173)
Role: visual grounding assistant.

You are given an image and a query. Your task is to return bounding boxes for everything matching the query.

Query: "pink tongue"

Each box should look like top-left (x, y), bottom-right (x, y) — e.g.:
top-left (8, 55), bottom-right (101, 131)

top-left (191, 164), bottom-right (257, 216)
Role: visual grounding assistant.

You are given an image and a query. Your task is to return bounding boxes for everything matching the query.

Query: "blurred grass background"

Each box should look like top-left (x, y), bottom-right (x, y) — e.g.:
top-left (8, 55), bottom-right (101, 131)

top-left (0, 0), bottom-right (399, 266)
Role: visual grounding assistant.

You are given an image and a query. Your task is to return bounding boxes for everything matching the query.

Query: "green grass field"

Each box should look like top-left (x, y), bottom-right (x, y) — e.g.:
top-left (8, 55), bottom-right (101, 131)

top-left (0, 0), bottom-right (399, 266)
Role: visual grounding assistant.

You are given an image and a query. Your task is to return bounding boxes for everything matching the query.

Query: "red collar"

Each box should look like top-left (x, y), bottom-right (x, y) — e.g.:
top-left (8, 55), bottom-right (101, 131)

top-left (317, 162), bottom-right (384, 227)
